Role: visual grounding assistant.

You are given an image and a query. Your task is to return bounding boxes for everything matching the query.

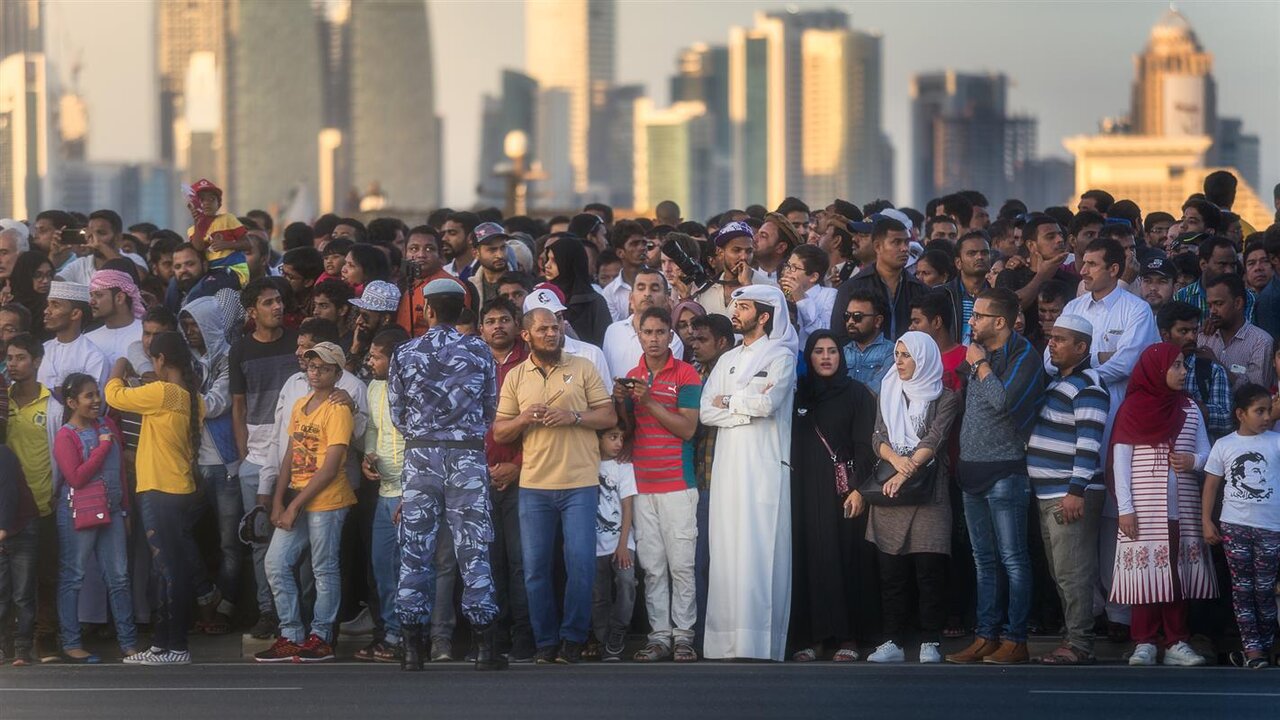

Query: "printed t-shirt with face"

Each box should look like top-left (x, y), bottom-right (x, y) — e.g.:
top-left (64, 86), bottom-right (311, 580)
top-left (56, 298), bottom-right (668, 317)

top-left (1205, 430), bottom-right (1280, 532)
top-left (287, 393), bottom-right (357, 512)
top-left (497, 353), bottom-right (611, 490)
top-left (596, 458), bottom-right (637, 557)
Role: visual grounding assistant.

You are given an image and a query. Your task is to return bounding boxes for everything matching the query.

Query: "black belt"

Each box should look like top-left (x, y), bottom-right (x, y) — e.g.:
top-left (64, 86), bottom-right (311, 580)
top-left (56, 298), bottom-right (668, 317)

top-left (404, 438), bottom-right (485, 451)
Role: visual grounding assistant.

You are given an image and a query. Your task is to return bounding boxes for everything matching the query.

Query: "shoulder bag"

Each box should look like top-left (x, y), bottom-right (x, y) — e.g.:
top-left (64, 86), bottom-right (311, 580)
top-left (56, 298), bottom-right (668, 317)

top-left (858, 453), bottom-right (937, 507)
top-left (69, 482), bottom-right (112, 530)
top-left (812, 424), bottom-right (856, 497)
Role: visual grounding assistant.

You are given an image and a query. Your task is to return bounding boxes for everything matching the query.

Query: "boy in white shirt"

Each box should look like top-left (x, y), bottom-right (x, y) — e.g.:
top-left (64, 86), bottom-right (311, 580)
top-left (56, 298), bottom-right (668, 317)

top-left (591, 423), bottom-right (636, 662)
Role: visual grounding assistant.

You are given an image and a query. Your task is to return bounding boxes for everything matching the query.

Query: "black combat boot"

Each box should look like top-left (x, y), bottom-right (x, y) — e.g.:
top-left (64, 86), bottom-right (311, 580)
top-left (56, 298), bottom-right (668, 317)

top-left (473, 624), bottom-right (509, 671)
top-left (401, 625), bottom-right (425, 671)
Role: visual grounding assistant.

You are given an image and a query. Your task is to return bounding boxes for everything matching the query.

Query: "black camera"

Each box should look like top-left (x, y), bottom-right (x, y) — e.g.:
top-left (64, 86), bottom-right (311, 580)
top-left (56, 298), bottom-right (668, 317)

top-left (660, 237), bottom-right (709, 287)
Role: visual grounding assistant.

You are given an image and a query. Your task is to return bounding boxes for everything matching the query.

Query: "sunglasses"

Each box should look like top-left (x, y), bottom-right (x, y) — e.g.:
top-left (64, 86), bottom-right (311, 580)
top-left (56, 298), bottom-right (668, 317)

top-left (844, 311), bottom-right (880, 323)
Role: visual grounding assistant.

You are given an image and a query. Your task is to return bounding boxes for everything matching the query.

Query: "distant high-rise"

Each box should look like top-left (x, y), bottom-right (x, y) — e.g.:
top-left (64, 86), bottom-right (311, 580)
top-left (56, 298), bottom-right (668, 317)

top-left (525, 0), bottom-right (615, 198)
top-left (476, 70), bottom-right (539, 207)
top-left (0, 53), bottom-right (50, 219)
top-left (534, 88), bottom-right (576, 209)
top-left (911, 70), bottom-right (1031, 207)
top-left (157, 0), bottom-right (226, 170)
top-left (1214, 118), bottom-right (1260, 191)
top-left (599, 84), bottom-right (645, 210)
top-left (1131, 8), bottom-right (1215, 137)
top-left (633, 99), bottom-right (712, 221)
top-left (0, 0), bottom-right (42, 58)
top-left (671, 43), bottom-right (731, 217)
top-left (349, 0), bottom-right (442, 211)
top-left (800, 27), bottom-right (891, 206)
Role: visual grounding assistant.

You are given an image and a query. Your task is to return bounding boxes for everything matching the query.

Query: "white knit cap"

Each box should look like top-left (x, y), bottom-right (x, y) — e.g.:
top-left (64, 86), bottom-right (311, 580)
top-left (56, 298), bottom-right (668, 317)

top-left (1052, 313), bottom-right (1093, 337)
top-left (48, 281), bottom-right (90, 303)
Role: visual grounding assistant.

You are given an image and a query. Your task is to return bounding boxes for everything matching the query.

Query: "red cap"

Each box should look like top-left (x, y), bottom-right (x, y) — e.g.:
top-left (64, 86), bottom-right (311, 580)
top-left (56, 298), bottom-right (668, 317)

top-left (191, 178), bottom-right (223, 198)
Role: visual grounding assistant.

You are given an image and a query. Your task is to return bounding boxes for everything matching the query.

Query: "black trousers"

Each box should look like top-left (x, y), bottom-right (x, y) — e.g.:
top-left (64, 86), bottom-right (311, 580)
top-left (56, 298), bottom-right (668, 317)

top-left (878, 551), bottom-right (947, 644)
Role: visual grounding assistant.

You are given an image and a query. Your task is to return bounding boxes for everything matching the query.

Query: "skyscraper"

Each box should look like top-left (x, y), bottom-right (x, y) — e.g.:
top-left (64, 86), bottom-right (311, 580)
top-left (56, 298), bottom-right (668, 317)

top-left (348, 0), bottom-right (442, 211)
top-left (0, 0), bottom-right (41, 59)
top-left (633, 99), bottom-right (712, 221)
top-left (671, 43), bottom-right (731, 217)
top-left (476, 70), bottom-right (539, 207)
top-left (0, 52), bottom-right (49, 219)
top-left (1130, 7), bottom-right (1215, 137)
top-left (157, 0), bottom-right (226, 169)
top-left (525, 0), bottom-right (615, 198)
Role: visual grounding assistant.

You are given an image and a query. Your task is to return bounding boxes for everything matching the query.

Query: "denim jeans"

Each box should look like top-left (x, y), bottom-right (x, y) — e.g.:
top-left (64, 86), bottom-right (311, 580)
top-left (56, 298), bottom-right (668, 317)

top-left (265, 507), bottom-right (349, 644)
top-left (238, 460), bottom-right (274, 615)
top-left (137, 490), bottom-right (200, 652)
top-left (196, 464), bottom-right (244, 609)
top-left (56, 495), bottom-right (137, 652)
top-left (371, 495), bottom-right (402, 643)
top-left (0, 524), bottom-right (38, 652)
top-left (519, 486), bottom-right (598, 649)
top-left (963, 474), bottom-right (1032, 643)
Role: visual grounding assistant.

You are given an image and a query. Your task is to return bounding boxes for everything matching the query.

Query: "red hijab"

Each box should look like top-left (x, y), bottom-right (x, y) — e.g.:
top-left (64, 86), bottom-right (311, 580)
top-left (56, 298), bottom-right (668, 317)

top-left (1110, 342), bottom-right (1188, 447)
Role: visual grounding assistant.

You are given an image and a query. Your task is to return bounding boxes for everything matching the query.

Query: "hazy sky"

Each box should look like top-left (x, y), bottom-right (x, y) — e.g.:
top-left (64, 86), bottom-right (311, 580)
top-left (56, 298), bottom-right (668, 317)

top-left (46, 0), bottom-right (1280, 209)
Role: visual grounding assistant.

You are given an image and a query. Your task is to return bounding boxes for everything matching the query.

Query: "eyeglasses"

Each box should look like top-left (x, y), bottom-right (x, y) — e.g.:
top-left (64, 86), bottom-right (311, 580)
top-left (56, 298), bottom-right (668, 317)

top-left (970, 311), bottom-right (1001, 320)
top-left (844, 311), bottom-right (880, 323)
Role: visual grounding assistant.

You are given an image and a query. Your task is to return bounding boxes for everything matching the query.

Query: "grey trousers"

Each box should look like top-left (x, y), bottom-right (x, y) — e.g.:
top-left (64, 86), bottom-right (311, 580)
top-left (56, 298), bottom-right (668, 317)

top-left (592, 551), bottom-right (636, 644)
top-left (1037, 491), bottom-right (1104, 652)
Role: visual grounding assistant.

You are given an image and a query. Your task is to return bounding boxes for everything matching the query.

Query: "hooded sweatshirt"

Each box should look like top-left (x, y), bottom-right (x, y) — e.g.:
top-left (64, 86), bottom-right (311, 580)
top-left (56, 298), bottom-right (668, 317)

top-left (182, 296), bottom-right (237, 466)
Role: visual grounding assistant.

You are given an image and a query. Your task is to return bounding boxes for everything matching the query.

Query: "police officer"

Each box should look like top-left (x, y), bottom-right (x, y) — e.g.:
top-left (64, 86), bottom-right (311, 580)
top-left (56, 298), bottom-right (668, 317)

top-left (388, 278), bottom-right (505, 671)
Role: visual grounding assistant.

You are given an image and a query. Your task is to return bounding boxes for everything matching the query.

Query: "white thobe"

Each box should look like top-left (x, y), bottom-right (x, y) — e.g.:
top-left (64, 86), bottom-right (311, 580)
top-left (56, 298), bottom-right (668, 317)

top-left (699, 341), bottom-right (796, 661)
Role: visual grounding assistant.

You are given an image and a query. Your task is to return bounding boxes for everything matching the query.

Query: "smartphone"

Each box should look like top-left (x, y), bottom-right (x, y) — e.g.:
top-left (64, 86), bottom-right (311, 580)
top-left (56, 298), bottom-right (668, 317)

top-left (617, 378), bottom-right (642, 389)
top-left (60, 228), bottom-right (86, 245)
top-left (1052, 506), bottom-right (1065, 525)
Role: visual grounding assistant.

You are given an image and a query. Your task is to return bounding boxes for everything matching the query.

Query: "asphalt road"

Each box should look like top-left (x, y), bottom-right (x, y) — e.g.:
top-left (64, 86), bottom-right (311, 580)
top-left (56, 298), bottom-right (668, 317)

top-left (2, 663), bottom-right (1278, 719)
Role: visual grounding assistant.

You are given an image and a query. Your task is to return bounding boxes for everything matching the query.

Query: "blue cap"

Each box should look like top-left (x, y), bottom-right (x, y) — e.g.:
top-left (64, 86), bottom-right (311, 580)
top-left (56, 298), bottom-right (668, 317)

top-left (714, 220), bottom-right (753, 247)
top-left (349, 280), bottom-right (402, 312)
top-left (848, 220), bottom-right (873, 233)
top-left (473, 221), bottom-right (510, 245)
top-left (422, 278), bottom-right (466, 297)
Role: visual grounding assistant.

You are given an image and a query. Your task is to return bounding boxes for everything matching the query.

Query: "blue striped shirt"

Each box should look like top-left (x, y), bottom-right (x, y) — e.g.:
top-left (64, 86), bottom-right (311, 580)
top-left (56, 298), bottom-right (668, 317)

top-left (1026, 362), bottom-right (1110, 499)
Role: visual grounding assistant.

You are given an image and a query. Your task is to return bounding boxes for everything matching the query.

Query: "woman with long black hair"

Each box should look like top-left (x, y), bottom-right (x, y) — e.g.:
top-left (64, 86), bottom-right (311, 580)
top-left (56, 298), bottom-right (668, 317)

top-left (544, 235), bottom-right (612, 346)
top-left (789, 330), bottom-right (880, 662)
top-left (10, 251), bottom-right (54, 339)
top-left (104, 331), bottom-right (203, 665)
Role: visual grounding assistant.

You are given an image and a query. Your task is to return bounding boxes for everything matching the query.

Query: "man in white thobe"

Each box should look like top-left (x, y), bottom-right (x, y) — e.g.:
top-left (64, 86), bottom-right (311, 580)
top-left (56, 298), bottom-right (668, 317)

top-left (699, 284), bottom-right (798, 661)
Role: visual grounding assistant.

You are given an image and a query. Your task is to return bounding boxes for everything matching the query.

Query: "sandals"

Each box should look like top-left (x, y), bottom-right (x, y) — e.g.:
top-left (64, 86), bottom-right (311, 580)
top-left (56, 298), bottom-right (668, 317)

top-left (633, 642), bottom-right (673, 662)
top-left (582, 639), bottom-right (602, 660)
top-left (943, 625), bottom-right (969, 639)
top-left (355, 640), bottom-right (402, 663)
top-left (674, 642), bottom-right (698, 663)
top-left (1038, 645), bottom-right (1095, 666)
top-left (832, 648), bottom-right (859, 662)
top-left (791, 647), bottom-right (818, 662)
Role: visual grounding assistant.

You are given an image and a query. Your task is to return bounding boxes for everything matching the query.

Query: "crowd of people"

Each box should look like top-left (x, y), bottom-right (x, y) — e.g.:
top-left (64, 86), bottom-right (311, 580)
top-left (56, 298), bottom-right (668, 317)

top-left (1, 173), bottom-right (1280, 670)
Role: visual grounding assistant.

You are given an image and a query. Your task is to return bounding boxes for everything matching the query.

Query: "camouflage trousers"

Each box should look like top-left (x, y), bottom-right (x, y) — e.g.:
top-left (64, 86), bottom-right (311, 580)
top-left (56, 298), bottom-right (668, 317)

top-left (396, 446), bottom-right (499, 628)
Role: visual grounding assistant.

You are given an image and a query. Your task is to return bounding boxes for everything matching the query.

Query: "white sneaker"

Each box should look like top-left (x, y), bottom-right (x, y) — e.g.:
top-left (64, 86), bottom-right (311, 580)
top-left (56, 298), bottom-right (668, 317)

top-left (867, 641), bottom-right (905, 663)
top-left (1162, 641), bottom-right (1205, 666)
top-left (919, 642), bottom-right (942, 664)
top-left (123, 647), bottom-right (165, 665)
top-left (142, 649), bottom-right (191, 666)
top-left (1128, 642), bottom-right (1157, 666)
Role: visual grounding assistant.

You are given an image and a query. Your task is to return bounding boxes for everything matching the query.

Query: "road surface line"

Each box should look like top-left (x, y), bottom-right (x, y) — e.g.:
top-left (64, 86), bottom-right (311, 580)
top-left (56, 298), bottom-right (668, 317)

top-left (0, 687), bottom-right (302, 693)
top-left (1030, 690), bottom-right (1280, 697)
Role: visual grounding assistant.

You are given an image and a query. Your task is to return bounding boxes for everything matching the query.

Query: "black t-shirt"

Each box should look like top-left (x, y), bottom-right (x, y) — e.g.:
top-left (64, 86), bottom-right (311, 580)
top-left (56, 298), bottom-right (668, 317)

top-left (229, 329), bottom-right (300, 430)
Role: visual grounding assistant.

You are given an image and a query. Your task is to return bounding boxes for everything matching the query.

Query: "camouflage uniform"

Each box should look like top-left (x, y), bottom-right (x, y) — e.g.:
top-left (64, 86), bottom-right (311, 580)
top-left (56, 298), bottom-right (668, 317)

top-left (388, 325), bottom-right (499, 628)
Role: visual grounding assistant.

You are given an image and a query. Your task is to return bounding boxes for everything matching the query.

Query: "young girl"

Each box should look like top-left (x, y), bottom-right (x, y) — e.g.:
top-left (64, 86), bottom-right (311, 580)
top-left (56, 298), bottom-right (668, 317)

top-left (1110, 343), bottom-right (1216, 667)
top-left (105, 331), bottom-right (204, 666)
top-left (591, 422), bottom-right (636, 662)
top-left (51, 374), bottom-right (138, 663)
top-left (1202, 384), bottom-right (1280, 668)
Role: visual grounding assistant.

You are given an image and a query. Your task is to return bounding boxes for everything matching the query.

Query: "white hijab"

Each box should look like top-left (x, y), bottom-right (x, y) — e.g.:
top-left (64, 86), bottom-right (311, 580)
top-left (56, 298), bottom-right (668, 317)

top-left (729, 284), bottom-right (797, 390)
top-left (878, 331), bottom-right (944, 452)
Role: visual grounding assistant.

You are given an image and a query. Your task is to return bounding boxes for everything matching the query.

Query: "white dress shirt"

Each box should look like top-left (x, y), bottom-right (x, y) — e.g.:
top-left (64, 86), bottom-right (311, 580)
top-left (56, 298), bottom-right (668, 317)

top-left (602, 316), bottom-right (685, 380)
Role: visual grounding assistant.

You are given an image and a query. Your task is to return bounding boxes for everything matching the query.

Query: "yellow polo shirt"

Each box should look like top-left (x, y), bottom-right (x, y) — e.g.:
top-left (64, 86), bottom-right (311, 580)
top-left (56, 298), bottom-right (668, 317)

top-left (497, 354), bottom-right (610, 490)
top-left (7, 385), bottom-right (53, 516)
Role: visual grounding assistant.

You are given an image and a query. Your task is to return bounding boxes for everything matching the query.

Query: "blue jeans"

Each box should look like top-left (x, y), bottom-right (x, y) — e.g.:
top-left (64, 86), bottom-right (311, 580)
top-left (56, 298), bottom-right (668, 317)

top-left (0, 524), bottom-right (38, 652)
top-left (265, 507), bottom-right (349, 644)
top-left (238, 461), bottom-right (274, 614)
top-left (196, 464), bottom-right (243, 609)
top-left (55, 497), bottom-right (137, 651)
top-left (371, 495), bottom-right (402, 643)
top-left (963, 474), bottom-right (1032, 643)
top-left (519, 486), bottom-right (598, 648)
top-left (137, 491), bottom-right (199, 652)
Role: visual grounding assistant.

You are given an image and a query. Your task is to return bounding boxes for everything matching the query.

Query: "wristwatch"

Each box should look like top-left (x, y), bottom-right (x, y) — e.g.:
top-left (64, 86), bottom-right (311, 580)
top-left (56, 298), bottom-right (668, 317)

top-left (970, 358), bottom-right (989, 376)
top-left (572, 411), bottom-right (583, 426)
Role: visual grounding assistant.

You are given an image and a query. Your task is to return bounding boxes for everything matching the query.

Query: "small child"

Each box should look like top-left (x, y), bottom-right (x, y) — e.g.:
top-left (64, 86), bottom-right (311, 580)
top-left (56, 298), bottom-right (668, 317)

top-left (1202, 384), bottom-right (1280, 669)
top-left (356, 327), bottom-right (410, 664)
top-left (591, 422), bottom-right (637, 662)
top-left (185, 178), bottom-right (250, 287)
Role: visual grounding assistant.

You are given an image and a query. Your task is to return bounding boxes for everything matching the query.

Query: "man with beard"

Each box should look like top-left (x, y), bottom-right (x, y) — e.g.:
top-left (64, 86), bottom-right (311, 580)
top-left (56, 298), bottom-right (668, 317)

top-left (86, 269), bottom-right (146, 363)
top-left (469, 223), bottom-right (511, 306)
top-left (942, 230), bottom-right (992, 345)
top-left (165, 243), bottom-right (238, 313)
top-left (700, 284), bottom-right (797, 661)
top-left (492, 306), bottom-right (616, 664)
top-left (829, 216), bottom-right (926, 341)
top-left (39, 281), bottom-right (108, 391)
top-left (1138, 257), bottom-right (1176, 312)
top-left (691, 222), bottom-right (774, 318)
top-left (602, 269), bottom-right (683, 379)
top-left (478, 297), bottom-right (535, 661)
top-left (840, 289), bottom-right (893, 395)
top-left (1158, 301), bottom-right (1232, 441)
top-left (441, 212), bottom-right (480, 280)
top-left (1199, 273), bottom-right (1273, 392)
top-left (346, 281), bottom-right (401, 376)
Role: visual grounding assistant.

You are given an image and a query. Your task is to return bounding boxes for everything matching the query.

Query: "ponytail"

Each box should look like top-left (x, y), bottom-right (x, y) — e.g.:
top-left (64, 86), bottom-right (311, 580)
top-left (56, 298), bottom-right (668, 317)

top-left (149, 331), bottom-right (203, 478)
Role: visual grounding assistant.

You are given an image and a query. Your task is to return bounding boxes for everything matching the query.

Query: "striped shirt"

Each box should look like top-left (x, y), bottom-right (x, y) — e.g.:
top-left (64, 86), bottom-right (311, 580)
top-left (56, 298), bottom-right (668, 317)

top-left (626, 353), bottom-right (702, 494)
top-left (1027, 362), bottom-right (1110, 499)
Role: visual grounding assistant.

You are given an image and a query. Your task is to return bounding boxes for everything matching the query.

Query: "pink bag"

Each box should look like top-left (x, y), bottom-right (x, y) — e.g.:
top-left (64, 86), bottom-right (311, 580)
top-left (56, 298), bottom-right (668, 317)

top-left (69, 482), bottom-right (111, 530)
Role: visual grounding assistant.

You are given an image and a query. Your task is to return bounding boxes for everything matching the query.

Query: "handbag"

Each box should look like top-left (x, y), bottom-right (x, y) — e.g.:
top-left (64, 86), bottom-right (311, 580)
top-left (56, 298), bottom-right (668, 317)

top-left (812, 425), bottom-right (856, 497)
top-left (68, 482), bottom-right (112, 530)
top-left (858, 454), bottom-right (937, 507)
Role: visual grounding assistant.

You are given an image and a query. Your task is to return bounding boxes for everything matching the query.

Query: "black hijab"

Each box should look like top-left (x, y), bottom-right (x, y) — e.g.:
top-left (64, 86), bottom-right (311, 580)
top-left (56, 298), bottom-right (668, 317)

top-left (547, 235), bottom-right (594, 299)
top-left (796, 330), bottom-right (851, 410)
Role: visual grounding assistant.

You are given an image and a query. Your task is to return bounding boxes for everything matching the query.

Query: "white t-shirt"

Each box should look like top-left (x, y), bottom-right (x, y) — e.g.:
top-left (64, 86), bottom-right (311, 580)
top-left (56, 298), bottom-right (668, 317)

top-left (564, 336), bottom-right (614, 394)
top-left (57, 252), bottom-right (147, 285)
top-left (39, 334), bottom-right (109, 391)
top-left (1205, 431), bottom-right (1280, 531)
top-left (86, 319), bottom-right (144, 363)
top-left (596, 458), bottom-right (637, 557)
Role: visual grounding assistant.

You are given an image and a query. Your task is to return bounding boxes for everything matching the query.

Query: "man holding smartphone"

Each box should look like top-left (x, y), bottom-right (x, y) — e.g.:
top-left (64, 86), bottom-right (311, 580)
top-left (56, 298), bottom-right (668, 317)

top-left (1025, 314), bottom-right (1110, 665)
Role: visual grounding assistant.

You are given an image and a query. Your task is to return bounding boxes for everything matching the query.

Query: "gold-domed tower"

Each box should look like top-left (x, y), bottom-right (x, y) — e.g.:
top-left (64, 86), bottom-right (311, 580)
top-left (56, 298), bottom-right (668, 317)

top-left (1131, 6), bottom-right (1216, 136)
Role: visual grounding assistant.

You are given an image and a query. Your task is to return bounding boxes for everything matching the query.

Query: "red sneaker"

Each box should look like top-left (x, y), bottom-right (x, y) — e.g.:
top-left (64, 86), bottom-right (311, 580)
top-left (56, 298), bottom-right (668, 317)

top-left (254, 637), bottom-right (302, 663)
top-left (296, 634), bottom-right (335, 663)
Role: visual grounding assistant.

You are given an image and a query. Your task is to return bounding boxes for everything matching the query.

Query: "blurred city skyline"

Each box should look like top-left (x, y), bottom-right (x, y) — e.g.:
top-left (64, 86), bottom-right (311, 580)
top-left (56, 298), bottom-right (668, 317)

top-left (27, 0), bottom-right (1280, 213)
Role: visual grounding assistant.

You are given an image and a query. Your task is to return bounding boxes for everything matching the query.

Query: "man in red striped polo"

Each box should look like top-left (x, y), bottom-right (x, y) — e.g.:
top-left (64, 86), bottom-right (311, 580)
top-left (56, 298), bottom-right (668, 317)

top-left (614, 306), bottom-right (702, 663)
